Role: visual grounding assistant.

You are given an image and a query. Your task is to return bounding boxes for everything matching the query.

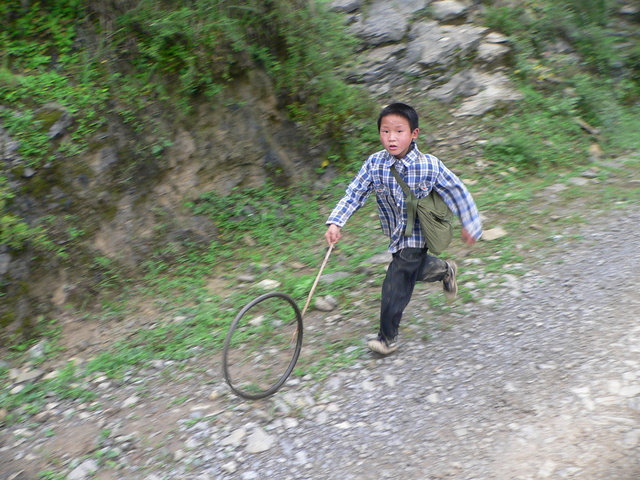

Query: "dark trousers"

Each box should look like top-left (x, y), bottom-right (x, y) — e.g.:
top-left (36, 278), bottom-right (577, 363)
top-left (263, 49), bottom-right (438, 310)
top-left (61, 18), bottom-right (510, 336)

top-left (379, 247), bottom-right (448, 341)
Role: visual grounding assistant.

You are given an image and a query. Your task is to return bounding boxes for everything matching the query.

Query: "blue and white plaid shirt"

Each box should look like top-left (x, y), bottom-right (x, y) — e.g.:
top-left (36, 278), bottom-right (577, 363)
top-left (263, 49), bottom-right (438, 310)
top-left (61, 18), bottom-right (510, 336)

top-left (327, 142), bottom-right (482, 253)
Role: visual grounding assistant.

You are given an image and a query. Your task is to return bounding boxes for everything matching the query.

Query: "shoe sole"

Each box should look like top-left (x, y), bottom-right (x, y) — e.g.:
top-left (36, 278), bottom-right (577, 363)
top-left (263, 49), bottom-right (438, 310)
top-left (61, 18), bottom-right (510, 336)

top-left (367, 340), bottom-right (398, 355)
top-left (444, 261), bottom-right (458, 301)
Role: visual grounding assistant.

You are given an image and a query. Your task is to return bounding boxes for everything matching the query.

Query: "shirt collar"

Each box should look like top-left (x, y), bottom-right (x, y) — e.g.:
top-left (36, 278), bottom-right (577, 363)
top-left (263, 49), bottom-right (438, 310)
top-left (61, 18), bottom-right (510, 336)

top-left (384, 142), bottom-right (420, 167)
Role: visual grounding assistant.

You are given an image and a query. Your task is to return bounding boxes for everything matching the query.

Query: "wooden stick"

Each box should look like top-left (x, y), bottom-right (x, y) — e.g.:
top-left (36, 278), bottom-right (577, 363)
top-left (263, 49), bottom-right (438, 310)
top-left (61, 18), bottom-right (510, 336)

top-left (301, 244), bottom-right (334, 317)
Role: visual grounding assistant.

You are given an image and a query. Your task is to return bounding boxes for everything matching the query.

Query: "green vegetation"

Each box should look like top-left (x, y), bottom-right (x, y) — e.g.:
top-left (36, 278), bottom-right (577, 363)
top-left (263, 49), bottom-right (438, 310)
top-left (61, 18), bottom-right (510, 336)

top-left (0, 179), bottom-right (63, 255)
top-left (482, 0), bottom-right (639, 170)
top-left (1, 0), bottom-right (640, 431)
top-left (0, 0), bottom-right (373, 252)
top-left (0, 0), bottom-right (370, 160)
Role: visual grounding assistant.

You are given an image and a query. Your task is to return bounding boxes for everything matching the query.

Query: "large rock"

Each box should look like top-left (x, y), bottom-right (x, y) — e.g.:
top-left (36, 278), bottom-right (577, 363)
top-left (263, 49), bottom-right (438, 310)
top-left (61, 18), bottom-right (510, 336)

top-left (353, 44), bottom-right (407, 85)
top-left (453, 72), bottom-right (524, 116)
top-left (351, 0), bottom-right (429, 45)
top-left (476, 41), bottom-right (512, 67)
top-left (351, 5), bottom-right (409, 45)
top-left (431, 0), bottom-right (468, 22)
top-left (329, 0), bottom-right (363, 13)
top-left (403, 21), bottom-right (488, 72)
top-left (426, 70), bottom-right (482, 103)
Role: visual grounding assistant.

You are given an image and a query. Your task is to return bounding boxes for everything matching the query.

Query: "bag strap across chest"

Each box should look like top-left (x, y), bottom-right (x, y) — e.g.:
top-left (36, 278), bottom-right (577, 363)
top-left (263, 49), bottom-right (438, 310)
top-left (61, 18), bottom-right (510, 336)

top-left (389, 164), bottom-right (419, 237)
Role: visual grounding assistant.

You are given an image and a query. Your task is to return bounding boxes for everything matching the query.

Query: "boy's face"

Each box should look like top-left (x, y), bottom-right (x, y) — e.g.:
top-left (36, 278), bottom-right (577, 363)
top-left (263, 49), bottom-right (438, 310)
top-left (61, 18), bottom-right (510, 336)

top-left (379, 114), bottom-right (419, 159)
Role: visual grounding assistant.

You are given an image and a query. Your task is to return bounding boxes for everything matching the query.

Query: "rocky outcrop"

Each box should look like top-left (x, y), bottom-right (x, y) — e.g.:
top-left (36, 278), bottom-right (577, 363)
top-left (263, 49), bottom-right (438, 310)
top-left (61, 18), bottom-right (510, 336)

top-left (0, 69), bottom-right (312, 333)
top-left (338, 0), bottom-right (523, 115)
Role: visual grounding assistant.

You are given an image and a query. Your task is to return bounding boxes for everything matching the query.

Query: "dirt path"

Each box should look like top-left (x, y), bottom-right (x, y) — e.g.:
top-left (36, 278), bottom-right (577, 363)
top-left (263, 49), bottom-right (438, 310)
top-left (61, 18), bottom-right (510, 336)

top-left (2, 174), bottom-right (640, 479)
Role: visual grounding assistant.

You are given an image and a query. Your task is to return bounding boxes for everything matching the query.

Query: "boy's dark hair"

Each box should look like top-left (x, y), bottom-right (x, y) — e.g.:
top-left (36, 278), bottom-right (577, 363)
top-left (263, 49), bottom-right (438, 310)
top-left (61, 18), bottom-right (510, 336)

top-left (377, 103), bottom-right (419, 132)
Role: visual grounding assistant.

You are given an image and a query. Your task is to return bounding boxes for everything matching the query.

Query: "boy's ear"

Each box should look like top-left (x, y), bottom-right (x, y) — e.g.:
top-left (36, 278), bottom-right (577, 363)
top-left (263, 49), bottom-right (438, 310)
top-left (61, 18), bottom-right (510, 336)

top-left (412, 128), bottom-right (420, 139)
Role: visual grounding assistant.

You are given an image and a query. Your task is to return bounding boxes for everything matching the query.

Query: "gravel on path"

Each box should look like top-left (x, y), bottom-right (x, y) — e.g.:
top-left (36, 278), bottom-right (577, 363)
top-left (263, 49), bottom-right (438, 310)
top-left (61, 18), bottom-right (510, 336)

top-left (2, 207), bottom-right (639, 480)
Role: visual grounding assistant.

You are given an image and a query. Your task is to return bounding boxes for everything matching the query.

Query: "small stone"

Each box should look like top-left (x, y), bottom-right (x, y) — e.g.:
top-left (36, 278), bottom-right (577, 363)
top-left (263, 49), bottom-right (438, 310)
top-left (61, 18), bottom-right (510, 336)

top-left (185, 437), bottom-right (200, 449)
top-left (544, 183), bottom-right (568, 194)
top-left (619, 385), bottom-right (640, 398)
top-left (256, 279), bottom-right (281, 290)
top-left (150, 360), bottom-right (165, 370)
top-left (173, 449), bottom-right (185, 461)
top-left (426, 393), bottom-right (440, 404)
top-left (67, 459), bottom-right (99, 480)
top-left (10, 385), bottom-right (25, 395)
top-left (222, 461), bottom-right (238, 474)
top-left (567, 177), bottom-right (590, 186)
top-left (324, 314), bottom-right (343, 325)
top-left (324, 295), bottom-right (338, 307)
top-left (504, 382), bottom-right (518, 393)
top-left (295, 450), bottom-right (309, 465)
top-left (362, 380), bottom-right (376, 392)
top-left (221, 428), bottom-right (246, 447)
top-left (384, 374), bottom-right (396, 387)
top-left (14, 369), bottom-right (45, 384)
top-left (538, 459), bottom-right (557, 478)
top-left (43, 370), bottom-right (59, 381)
top-left (620, 4), bottom-right (640, 15)
top-left (27, 341), bottom-right (46, 359)
top-left (581, 168), bottom-right (599, 178)
top-left (316, 411), bottom-right (329, 424)
top-left (623, 429), bottom-right (640, 449)
top-left (121, 396), bottom-right (140, 408)
top-left (315, 297), bottom-right (337, 312)
top-left (283, 418), bottom-right (299, 429)
top-left (481, 227), bottom-right (507, 241)
top-left (245, 427), bottom-right (275, 453)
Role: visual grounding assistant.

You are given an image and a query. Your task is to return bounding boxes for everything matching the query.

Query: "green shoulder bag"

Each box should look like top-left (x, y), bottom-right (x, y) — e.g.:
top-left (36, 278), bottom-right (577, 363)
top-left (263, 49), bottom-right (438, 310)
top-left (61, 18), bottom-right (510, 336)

top-left (390, 165), bottom-right (454, 255)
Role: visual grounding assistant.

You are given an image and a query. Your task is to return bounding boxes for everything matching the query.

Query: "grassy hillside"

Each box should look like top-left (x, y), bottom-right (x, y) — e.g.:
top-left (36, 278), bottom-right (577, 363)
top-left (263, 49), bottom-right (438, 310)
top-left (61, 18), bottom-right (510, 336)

top-left (1, 0), bottom-right (639, 429)
top-left (0, 0), bottom-right (375, 255)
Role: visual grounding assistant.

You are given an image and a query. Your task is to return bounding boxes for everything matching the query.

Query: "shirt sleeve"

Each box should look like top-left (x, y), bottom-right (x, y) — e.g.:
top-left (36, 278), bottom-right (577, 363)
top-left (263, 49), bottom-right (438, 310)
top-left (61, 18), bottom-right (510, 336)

top-left (433, 160), bottom-right (483, 240)
top-left (326, 160), bottom-right (374, 227)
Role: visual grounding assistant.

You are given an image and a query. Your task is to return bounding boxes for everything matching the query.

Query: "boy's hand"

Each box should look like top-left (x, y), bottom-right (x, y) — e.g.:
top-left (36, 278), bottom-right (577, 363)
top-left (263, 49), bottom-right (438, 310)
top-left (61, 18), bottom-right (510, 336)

top-left (461, 227), bottom-right (476, 245)
top-left (325, 224), bottom-right (342, 246)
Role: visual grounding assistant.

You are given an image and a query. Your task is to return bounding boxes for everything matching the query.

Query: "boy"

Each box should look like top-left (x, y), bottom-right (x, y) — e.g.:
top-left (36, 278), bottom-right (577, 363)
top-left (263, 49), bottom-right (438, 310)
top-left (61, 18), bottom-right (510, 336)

top-left (324, 103), bottom-right (482, 355)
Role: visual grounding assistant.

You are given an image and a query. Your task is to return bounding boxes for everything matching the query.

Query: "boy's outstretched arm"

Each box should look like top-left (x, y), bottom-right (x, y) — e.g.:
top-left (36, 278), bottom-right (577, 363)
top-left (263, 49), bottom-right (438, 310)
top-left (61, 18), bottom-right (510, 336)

top-left (325, 224), bottom-right (342, 246)
top-left (461, 227), bottom-right (477, 245)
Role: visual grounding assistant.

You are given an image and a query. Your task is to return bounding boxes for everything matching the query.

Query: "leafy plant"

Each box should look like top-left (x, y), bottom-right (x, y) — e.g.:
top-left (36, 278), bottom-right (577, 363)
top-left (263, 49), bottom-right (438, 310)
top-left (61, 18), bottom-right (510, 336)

top-left (0, 361), bottom-right (94, 423)
top-left (0, 177), bottom-right (62, 254)
top-left (188, 182), bottom-right (324, 247)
